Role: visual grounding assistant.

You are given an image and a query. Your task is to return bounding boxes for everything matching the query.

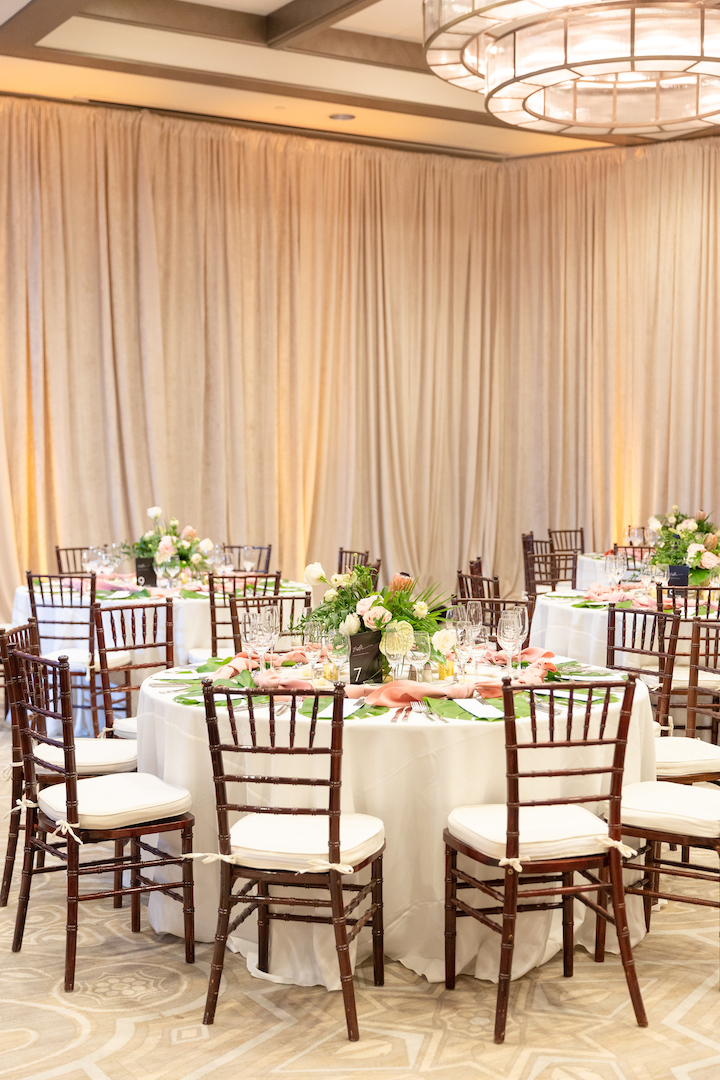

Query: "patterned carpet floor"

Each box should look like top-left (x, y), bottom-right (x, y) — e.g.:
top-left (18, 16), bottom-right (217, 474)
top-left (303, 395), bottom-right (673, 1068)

top-left (1, 722), bottom-right (719, 1080)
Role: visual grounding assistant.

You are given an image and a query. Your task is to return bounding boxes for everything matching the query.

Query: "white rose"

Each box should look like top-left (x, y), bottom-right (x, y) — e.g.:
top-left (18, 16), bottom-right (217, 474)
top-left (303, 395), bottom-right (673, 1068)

top-left (179, 540), bottom-right (190, 550)
top-left (647, 517), bottom-right (662, 532)
top-left (143, 530), bottom-right (155, 540)
top-left (339, 612), bottom-right (361, 636)
top-left (331, 573), bottom-right (352, 587)
top-left (679, 518), bottom-right (697, 533)
top-left (324, 588), bottom-right (338, 602)
top-left (198, 538), bottom-right (214, 555)
top-left (147, 506), bottom-right (162, 519)
top-left (190, 552), bottom-right (202, 564)
top-left (155, 551), bottom-right (169, 565)
top-left (304, 562), bottom-right (327, 588)
top-left (412, 601), bottom-right (428, 619)
top-left (432, 628), bottom-right (457, 655)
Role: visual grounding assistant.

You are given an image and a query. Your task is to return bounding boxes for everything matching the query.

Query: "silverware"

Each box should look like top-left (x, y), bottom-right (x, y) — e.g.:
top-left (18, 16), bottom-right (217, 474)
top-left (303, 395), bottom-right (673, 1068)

top-left (411, 700), bottom-right (433, 720)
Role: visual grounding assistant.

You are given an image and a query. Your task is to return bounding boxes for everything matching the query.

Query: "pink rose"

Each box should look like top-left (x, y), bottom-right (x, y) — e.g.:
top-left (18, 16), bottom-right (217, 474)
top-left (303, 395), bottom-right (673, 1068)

top-left (701, 550), bottom-right (720, 569)
top-left (364, 605), bottom-right (392, 629)
top-left (157, 535), bottom-right (176, 556)
top-left (181, 525), bottom-right (197, 540)
top-left (356, 596), bottom-right (379, 617)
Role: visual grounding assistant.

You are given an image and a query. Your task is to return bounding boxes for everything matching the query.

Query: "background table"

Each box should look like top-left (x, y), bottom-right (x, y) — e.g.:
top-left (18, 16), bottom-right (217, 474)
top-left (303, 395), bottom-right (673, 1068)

top-left (136, 675), bottom-right (656, 991)
top-left (577, 553), bottom-right (610, 590)
top-left (530, 592), bottom-right (615, 666)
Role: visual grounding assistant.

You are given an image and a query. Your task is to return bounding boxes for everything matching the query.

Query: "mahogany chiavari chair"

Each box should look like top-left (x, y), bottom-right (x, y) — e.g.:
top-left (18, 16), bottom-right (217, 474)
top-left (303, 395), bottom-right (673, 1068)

top-left (200, 679), bottom-right (384, 1042)
top-left (606, 605), bottom-right (680, 729)
top-left (549, 527), bottom-right (585, 554)
top-left (444, 675), bottom-right (646, 1044)
top-left (7, 648), bottom-right (195, 990)
top-left (368, 558), bottom-right (382, 587)
top-left (26, 571), bottom-right (100, 735)
top-left (456, 570), bottom-right (500, 600)
top-left (338, 548), bottom-right (369, 574)
top-left (521, 533), bottom-right (551, 595)
top-left (223, 544), bottom-right (272, 573)
top-left (688, 618), bottom-right (720, 743)
top-left (469, 556), bottom-right (484, 577)
top-left (524, 550), bottom-right (578, 597)
top-left (653, 584), bottom-right (720, 730)
top-left (228, 592), bottom-right (312, 655)
top-left (613, 544), bottom-right (654, 571)
top-left (94, 598), bottom-right (175, 739)
top-left (191, 574), bottom-right (309, 664)
top-left (55, 546), bottom-right (89, 574)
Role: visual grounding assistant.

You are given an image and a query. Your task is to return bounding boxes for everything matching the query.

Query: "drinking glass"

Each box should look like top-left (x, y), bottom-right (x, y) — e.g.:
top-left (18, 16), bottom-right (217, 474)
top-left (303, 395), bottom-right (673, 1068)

top-left (454, 623), bottom-right (473, 683)
top-left (240, 610), bottom-right (260, 661)
top-left (384, 629), bottom-right (406, 681)
top-left (644, 527), bottom-right (659, 547)
top-left (326, 631), bottom-right (349, 680)
top-left (469, 624), bottom-right (489, 677)
top-left (242, 546), bottom-right (256, 573)
top-left (604, 554), bottom-right (626, 590)
top-left (408, 630), bottom-right (430, 681)
top-left (629, 526), bottom-right (645, 546)
top-left (497, 610), bottom-right (523, 682)
top-left (651, 563), bottom-right (669, 588)
top-left (253, 614), bottom-right (276, 672)
top-left (165, 556), bottom-right (182, 590)
top-left (304, 619), bottom-right (324, 677)
top-left (639, 559), bottom-right (653, 594)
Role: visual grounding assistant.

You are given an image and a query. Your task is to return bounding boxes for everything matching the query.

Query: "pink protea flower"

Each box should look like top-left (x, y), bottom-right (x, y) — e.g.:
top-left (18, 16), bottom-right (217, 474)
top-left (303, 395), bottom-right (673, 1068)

top-left (388, 573), bottom-right (414, 593)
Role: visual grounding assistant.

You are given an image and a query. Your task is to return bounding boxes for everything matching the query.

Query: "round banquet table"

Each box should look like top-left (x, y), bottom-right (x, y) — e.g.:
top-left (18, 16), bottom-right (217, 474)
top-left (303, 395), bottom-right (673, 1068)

top-left (10, 580), bottom-right (309, 665)
top-left (135, 671), bottom-right (656, 991)
top-left (577, 553), bottom-right (611, 590)
top-left (530, 591), bottom-right (616, 667)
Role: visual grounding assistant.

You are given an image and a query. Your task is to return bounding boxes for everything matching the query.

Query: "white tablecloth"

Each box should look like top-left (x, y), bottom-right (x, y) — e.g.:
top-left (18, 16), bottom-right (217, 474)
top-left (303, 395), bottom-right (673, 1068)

top-left (136, 674), bottom-right (655, 990)
top-left (11, 581), bottom-right (309, 665)
top-left (577, 553), bottom-right (610, 590)
top-left (530, 592), bottom-right (615, 667)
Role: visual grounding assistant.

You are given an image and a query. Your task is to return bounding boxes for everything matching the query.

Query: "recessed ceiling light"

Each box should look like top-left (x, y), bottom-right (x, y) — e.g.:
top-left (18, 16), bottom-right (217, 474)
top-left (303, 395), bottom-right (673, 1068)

top-left (329, 113), bottom-right (355, 121)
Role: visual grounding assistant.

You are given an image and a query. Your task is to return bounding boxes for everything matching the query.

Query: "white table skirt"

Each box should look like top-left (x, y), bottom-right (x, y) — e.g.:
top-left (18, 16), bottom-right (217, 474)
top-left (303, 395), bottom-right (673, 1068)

top-left (135, 676), bottom-right (655, 991)
top-left (577, 553), bottom-right (610, 590)
top-left (11, 581), bottom-right (309, 665)
top-left (530, 593), bottom-right (614, 667)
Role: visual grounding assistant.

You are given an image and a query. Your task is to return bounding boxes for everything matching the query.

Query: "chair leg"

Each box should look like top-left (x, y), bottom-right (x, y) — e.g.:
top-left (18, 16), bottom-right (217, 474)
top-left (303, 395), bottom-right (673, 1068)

top-left (371, 854), bottom-right (384, 987)
top-left (130, 837), bottom-right (141, 933)
top-left (65, 839), bottom-right (80, 992)
top-left (595, 863), bottom-right (609, 962)
top-left (681, 846), bottom-right (690, 864)
top-left (12, 810), bottom-right (37, 952)
top-left (494, 867), bottom-right (519, 1045)
top-left (644, 841), bottom-right (660, 932)
top-left (203, 862), bottom-right (233, 1026)
top-left (444, 844), bottom-right (457, 990)
top-left (114, 840), bottom-right (125, 908)
top-left (562, 872), bottom-right (574, 977)
top-left (181, 823), bottom-right (195, 964)
top-left (329, 870), bottom-right (359, 1042)
top-left (0, 765), bottom-right (24, 907)
top-left (257, 880), bottom-right (270, 973)
top-left (608, 848), bottom-right (648, 1028)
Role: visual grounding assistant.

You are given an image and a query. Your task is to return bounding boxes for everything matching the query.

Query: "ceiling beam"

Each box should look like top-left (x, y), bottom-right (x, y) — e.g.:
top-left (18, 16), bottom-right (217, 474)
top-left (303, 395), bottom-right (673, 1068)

top-left (285, 27), bottom-right (426, 72)
top-left (0, 0), bottom-right (88, 48)
top-left (80, 0), bottom-right (265, 44)
top-left (266, 0), bottom-right (379, 48)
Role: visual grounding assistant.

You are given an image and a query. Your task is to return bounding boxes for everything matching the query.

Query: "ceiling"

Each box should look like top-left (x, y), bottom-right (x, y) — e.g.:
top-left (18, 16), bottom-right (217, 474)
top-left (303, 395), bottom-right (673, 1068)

top-left (0, 0), bottom-right (661, 159)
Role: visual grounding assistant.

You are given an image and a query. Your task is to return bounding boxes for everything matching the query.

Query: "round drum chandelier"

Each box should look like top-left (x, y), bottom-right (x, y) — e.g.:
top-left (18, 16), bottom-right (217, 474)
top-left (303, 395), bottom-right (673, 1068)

top-left (423, 0), bottom-right (720, 137)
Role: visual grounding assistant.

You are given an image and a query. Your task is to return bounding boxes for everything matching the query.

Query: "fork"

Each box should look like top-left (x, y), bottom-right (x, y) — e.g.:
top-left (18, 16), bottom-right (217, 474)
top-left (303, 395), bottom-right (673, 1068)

top-left (411, 700), bottom-right (434, 721)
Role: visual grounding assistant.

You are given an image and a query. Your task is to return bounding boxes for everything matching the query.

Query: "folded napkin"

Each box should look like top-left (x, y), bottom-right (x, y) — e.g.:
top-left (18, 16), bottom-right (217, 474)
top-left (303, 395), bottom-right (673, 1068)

top-left (583, 586), bottom-right (627, 603)
top-left (252, 670), bottom-right (315, 692)
top-left (211, 648), bottom-right (311, 681)
top-left (485, 647), bottom-right (555, 668)
top-left (345, 679), bottom-right (504, 705)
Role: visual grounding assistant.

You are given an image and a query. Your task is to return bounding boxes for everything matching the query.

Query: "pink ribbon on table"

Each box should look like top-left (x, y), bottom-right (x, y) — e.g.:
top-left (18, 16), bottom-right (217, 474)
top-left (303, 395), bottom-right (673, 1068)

top-left (484, 647), bottom-right (555, 668)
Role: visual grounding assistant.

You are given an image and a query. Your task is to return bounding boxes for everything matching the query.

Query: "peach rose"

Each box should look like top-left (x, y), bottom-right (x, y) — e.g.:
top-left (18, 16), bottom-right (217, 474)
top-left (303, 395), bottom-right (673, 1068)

top-left (356, 595), bottom-right (381, 617)
top-left (181, 525), bottom-right (197, 540)
top-left (700, 550), bottom-right (720, 569)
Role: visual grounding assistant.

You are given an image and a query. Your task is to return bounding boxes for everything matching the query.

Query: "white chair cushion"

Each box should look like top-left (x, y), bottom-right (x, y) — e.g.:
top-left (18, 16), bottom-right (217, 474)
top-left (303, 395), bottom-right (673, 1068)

top-left (112, 716), bottom-right (137, 739)
top-left (620, 781), bottom-right (720, 838)
top-left (447, 803), bottom-right (610, 863)
top-left (654, 736), bottom-right (720, 778)
top-left (43, 649), bottom-right (132, 673)
top-left (187, 648), bottom-right (212, 665)
top-left (229, 812), bottom-right (385, 873)
top-left (41, 738), bottom-right (137, 775)
top-left (637, 660), bottom-right (720, 690)
top-left (38, 772), bottom-right (192, 830)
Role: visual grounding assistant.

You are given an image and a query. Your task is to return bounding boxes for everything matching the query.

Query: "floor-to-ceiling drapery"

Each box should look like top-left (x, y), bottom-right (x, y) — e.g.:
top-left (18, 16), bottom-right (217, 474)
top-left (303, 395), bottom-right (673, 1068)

top-left (0, 96), bottom-right (716, 622)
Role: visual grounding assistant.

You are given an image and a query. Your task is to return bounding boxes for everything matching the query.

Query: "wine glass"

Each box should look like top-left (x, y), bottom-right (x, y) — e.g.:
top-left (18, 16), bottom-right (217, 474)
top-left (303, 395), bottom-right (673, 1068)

top-left (82, 547), bottom-right (101, 574)
top-left (639, 558), bottom-right (653, 595)
top-left (408, 630), bottom-right (430, 681)
top-left (644, 527), bottom-right (659, 547)
top-left (240, 610), bottom-right (260, 663)
top-left (497, 610), bottom-right (523, 682)
top-left (384, 629), bottom-right (406, 681)
top-left (629, 526), bottom-right (644, 547)
top-left (604, 554), bottom-right (626, 591)
top-left (454, 623), bottom-right (473, 683)
top-left (260, 606), bottom-right (280, 664)
top-left (242, 546), bottom-right (256, 573)
top-left (164, 555), bottom-right (182, 590)
top-left (469, 624), bottom-right (489, 677)
top-left (326, 631), bottom-right (349, 680)
top-left (512, 606), bottom-right (529, 650)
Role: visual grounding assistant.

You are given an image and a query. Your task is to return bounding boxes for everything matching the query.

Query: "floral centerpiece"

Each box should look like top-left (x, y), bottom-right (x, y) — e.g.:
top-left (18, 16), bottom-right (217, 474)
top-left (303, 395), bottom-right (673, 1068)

top-left (123, 506), bottom-right (214, 580)
top-left (302, 562), bottom-right (449, 681)
top-left (648, 506), bottom-right (720, 586)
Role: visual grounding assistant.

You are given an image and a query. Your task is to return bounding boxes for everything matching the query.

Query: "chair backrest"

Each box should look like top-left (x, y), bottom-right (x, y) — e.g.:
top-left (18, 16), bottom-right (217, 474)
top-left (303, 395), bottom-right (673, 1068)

top-left (223, 545), bottom-right (272, 573)
top-left (338, 548), bottom-right (369, 574)
top-left (655, 585), bottom-right (720, 665)
top-left (606, 606), bottom-right (680, 728)
top-left (524, 551), bottom-right (577, 597)
top-left (470, 597), bottom-right (535, 648)
top-left (549, 528), bottom-right (585, 554)
top-left (469, 556), bottom-right (484, 577)
top-left (26, 572), bottom-right (97, 656)
top-left (208, 574), bottom-right (298, 656)
top-left (368, 558), bottom-right (382, 587)
top-left (228, 593), bottom-right (312, 654)
top-left (613, 544), bottom-right (653, 570)
top-left (1, 620), bottom-right (41, 759)
top-left (456, 571), bottom-right (500, 600)
top-left (202, 680), bottom-right (345, 862)
top-left (6, 649), bottom-right (80, 820)
top-left (55, 546), bottom-right (90, 574)
top-left (501, 675), bottom-right (637, 861)
top-left (688, 617), bottom-right (720, 738)
top-left (94, 600), bottom-right (174, 734)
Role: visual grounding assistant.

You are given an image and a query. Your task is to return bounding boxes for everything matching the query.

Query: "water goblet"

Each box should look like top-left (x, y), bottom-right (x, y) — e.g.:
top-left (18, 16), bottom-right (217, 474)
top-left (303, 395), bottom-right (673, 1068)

top-left (469, 625), bottom-right (489, 677)
top-left (454, 623), bottom-right (473, 683)
top-left (242, 546), bottom-right (256, 573)
top-left (384, 629), bottom-right (406, 682)
top-left (629, 526), bottom-right (644, 547)
top-left (303, 619), bottom-right (324, 678)
top-left (164, 556), bottom-right (182, 590)
top-left (408, 631), bottom-right (430, 682)
top-left (497, 610), bottom-right (523, 682)
top-left (644, 527), bottom-right (659, 547)
top-left (639, 559), bottom-right (653, 595)
top-left (326, 631), bottom-right (349, 681)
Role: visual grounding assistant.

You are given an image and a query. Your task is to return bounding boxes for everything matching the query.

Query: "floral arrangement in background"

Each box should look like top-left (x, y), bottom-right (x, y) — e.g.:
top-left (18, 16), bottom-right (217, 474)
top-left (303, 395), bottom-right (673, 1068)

top-left (123, 506), bottom-right (214, 572)
top-left (649, 506), bottom-right (720, 585)
top-left (303, 562), bottom-right (448, 656)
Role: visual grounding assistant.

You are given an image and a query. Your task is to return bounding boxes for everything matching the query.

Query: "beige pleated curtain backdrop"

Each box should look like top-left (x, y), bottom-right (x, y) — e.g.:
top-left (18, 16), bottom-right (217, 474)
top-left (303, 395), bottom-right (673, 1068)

top-left (0, 96), bottom-right (717, 622)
